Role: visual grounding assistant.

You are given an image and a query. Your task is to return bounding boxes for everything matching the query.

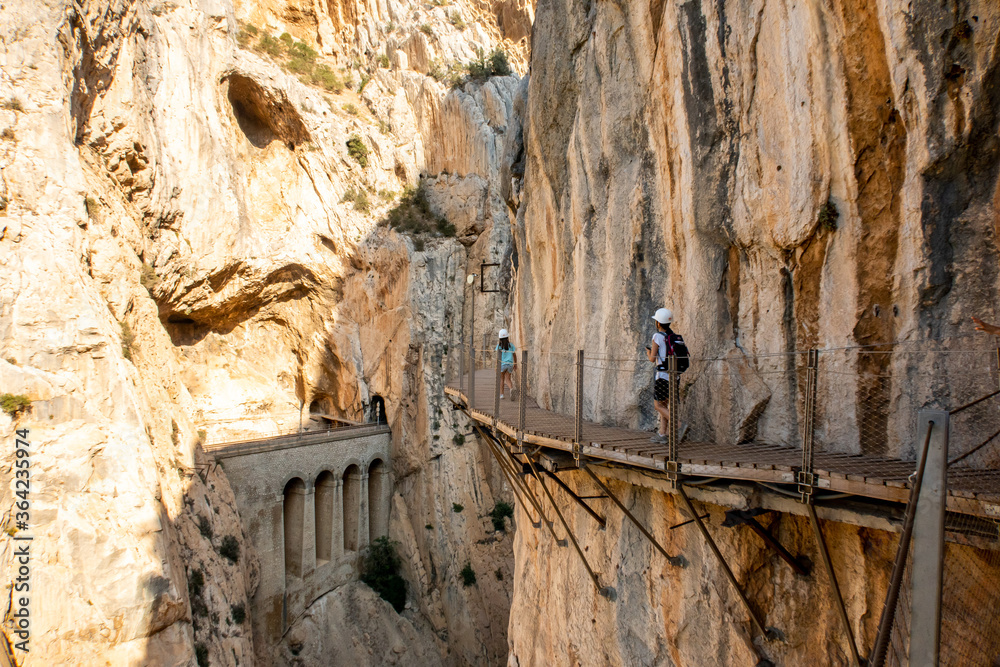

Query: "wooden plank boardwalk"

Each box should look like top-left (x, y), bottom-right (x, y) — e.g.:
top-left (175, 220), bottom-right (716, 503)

top-left (445, 370), bottom-right (1000, 520)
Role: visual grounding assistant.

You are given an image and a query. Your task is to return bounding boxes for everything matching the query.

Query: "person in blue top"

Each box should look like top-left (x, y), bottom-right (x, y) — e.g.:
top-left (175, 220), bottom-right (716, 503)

top-left (496, 329), bottom-right (517, 400)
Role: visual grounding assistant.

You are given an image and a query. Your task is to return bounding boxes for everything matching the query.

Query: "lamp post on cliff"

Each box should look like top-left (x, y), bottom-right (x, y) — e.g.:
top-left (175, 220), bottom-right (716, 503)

top-left (467, 273), bottom-right (478, 409)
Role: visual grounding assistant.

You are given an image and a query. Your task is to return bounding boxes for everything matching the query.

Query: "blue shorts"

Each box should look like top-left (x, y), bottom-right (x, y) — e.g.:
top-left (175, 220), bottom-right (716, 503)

top-left (501, 363), bottom-right (514, 373)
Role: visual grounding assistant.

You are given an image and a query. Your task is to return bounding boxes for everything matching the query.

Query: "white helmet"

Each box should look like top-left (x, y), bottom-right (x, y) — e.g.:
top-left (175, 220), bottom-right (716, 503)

top-left (652, 308), bottom-right (673, 324)
top-left (498, 329), bottom-right (509, 339)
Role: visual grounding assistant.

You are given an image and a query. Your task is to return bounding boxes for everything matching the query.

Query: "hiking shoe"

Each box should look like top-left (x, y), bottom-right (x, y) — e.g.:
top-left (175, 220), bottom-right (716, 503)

top-left (650, 434), bottom-right (668, 444)
top-left (499, 394), bottom-right (504, 400)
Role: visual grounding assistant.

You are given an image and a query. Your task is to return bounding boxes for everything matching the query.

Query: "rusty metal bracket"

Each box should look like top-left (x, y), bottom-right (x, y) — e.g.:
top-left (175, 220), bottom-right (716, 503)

top-left (544, 469), bottom-right (606, 528)
top-left (807, 502), bottom-right (863, 667)
top-left (677, 484), bottom-right (776, 642)
top-left (583, 466), bottom-right (685, 567)
top-left (723, 509), bottom-right (810, 576)
top-left (526, 456), bottom-right (615, 599)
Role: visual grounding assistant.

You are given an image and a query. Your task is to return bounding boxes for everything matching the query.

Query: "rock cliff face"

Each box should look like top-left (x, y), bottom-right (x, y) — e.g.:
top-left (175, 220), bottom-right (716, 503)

top-left (502, 0), bottom-right (1000, 664)
top-left (514, 0), bottom-right (1000, 452)
top-left (0, 0), bottom-right (528, 664)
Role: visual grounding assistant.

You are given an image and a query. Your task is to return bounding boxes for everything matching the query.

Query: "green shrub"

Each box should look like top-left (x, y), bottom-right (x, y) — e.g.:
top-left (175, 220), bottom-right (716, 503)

top-left (346, 135), bottom-right (368, 167)
top-left (420, 23), bottom-right (434, 36)
top-left (361, 536), bottom-right (407, 612)
top-left (84, 196), bottom-right (99, 219)
top-left (818, 198), bottom-right (839, 231)
top-left (413, 237), bottom-right (425, 252)
top-left (120, 321), bottom-right (136, 361)
top-left (195, 644), bottom-right (209, 667)
top-left (453, 433), bottom-right (465, 446)
top-left (0, 394), bottom-right (31, 417)
top-left (378, 119), bottom-right (390, 135)
top-left (198, 514), bottom-right (213, 540)
top-left (342, 103), bottom-right (358, 116)
top-left (236, 22), bottom-right (259, 47)
top-left (378, 53), bottom-right (390, 68)
top-left (289, 40), bottom-right (317, 63)
top-left (287, 55), bottom-right (313, 75)
top-left (383, 183), bottom-right (455, 238)
top-left (385, 22), bottom-right (396, 33)
top-left (140, 262), bottom-right (159, 291)
top-left (219, 535), bottom-right (240, 564)
top-left (489, 48), bottom-right (511, 76)
top-left (449, 11), bottom-right (466, 30)
top-left (230, 603), bottom-right (246, 624)
top-left (311, 65), bottom-right (342, 92)
top-left (188, 568), bottom-right (204, 598)
top-left (460, 562), bottom-right (476, 587)
top-left (279, 32), bottom-right (294, 49)
top-left (378, 189), bottom-right (396, 202)
top-left (489, 501), bottom-right (514, 531)
top-left (353, 190), bottom-right (371, 212)
top-left (358, 74), bottom-right (371, 93)
top-left (452, 502), bottom-right (464, 513)
top-left (197, 429), bottom-right (207, 444)
top-left (256, 34), bottom-right (283, 57)
top-left (1, 98), bottom-right (22, 112)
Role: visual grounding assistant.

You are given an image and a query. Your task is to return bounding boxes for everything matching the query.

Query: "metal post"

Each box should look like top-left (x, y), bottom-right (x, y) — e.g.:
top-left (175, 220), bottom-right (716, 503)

top-left (799, 349), bottom-right (819, 502)
top-left (469, 284), bottom-right (476, 411)
top-left (667, 355), bottom-right (680, 487)
top-left (910, 410), bottom-right (948, 667)
top-left (517, 352), bottom-right (527, 454)
top-left (459, 342), bottom-right (465, 396)
top-left (575, 349), bottom-right (584, 464)
top-left (807, 503), bottom-right (863, 666)
top-left (870, 420), bottom-right (935, 667)
top-left (494, 349), bottom-right (502, 425)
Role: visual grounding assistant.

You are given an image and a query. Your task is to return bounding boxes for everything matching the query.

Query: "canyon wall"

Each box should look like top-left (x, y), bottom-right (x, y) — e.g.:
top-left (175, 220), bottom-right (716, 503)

top-left (0, 0), bottom-right (528, 664)
top-left (505, 0), bottom-right (1000, 664)
top-left (514, 0), bottom-right (1000, 458)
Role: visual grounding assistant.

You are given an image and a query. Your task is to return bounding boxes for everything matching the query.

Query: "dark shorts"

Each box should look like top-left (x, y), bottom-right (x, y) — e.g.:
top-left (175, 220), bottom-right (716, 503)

top-left (654, 378), bottom-right (669, 402)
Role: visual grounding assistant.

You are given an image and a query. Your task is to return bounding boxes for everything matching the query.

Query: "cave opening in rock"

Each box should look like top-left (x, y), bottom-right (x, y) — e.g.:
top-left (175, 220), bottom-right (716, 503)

top-left (369, 395), bottom-right (387, 424)
top-left (224, 73), bottom-right (311, 149)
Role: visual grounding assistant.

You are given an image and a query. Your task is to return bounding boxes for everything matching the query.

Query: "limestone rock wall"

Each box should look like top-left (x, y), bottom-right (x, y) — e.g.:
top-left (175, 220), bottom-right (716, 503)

top-left (514, 0), bottom-right (1000, 456)
top-left (0, 0), bottom-right (527, 664)
top-left (506, 466), bottom-right (1000, 666)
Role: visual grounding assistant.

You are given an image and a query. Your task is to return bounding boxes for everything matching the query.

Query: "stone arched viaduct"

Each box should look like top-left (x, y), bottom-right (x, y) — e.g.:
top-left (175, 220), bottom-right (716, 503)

top-left (210, 424), bottom-right (392, 642)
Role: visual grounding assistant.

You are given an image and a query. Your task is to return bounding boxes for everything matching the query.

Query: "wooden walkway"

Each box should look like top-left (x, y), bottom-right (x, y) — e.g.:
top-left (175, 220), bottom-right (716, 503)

top-left (445, 370), bottom-right (1000, 520)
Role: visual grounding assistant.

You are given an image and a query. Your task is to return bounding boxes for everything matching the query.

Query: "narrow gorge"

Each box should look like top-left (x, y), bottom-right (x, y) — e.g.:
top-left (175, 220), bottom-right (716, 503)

top-left (1, 0), bottom-right (999, 665)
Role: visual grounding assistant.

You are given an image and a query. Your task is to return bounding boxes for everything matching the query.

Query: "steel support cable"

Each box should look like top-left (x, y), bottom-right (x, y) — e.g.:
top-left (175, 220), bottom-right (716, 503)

top-left (948, 389), bottom-right (1000, 415)
top-left (948, 424), bottom-right (1000, 467)
top-left (756, 481), bottom-right (852, 502)
top-left (524, 455), bottom-right (615, 599)
top-left (470, 420), bottom-right (553, 536)
top-left (869, 421), bottom-right (935, 667)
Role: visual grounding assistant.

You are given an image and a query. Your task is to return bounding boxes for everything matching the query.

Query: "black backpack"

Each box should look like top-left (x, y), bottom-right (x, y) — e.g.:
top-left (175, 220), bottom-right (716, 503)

top-left (658, 331), bottom-right (690, 374)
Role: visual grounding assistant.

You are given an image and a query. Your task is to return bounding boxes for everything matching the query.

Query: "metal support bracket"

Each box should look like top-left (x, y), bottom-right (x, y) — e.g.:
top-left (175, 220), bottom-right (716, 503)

top-left (544, 469), bottom-right (606, 528)
top-left (723, 509), bottom-right (810, 576)
top-left (583, 466), bottom-right (685, 567)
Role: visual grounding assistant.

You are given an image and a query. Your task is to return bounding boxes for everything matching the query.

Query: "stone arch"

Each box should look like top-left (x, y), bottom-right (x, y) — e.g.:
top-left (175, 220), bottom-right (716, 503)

top-left (279, 470), bottom-right (311, 492)
top-left (314, 470), bottom-right (337, 564)
top-left (342, 464), bottom-right (362, 551)
top-left (309, 394), bottom-right (332, 416)
top-left (368, 458), bottom-right (387, 542)
top-left (283, 477), bottom-right (306, 578)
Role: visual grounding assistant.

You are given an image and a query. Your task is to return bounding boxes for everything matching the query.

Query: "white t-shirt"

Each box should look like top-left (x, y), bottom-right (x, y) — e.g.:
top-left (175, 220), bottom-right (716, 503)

top-left (652, 332), bottom-right (669, 380)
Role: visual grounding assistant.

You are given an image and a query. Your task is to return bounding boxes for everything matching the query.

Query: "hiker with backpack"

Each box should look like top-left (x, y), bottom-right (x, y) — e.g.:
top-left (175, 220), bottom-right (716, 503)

top-left (496, 329), bottom-right (517, 400)
top-left (646, 308), bottom-right (689, 444)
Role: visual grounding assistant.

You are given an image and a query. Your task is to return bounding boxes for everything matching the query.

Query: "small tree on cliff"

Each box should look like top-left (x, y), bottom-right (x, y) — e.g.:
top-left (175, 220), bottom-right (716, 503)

top-left (360, 536), bottom-right (407, 612)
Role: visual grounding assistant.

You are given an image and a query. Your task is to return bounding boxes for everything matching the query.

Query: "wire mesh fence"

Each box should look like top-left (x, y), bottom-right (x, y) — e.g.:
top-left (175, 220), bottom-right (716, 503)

top-left (445, 333), bottom-right (1000, 661)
